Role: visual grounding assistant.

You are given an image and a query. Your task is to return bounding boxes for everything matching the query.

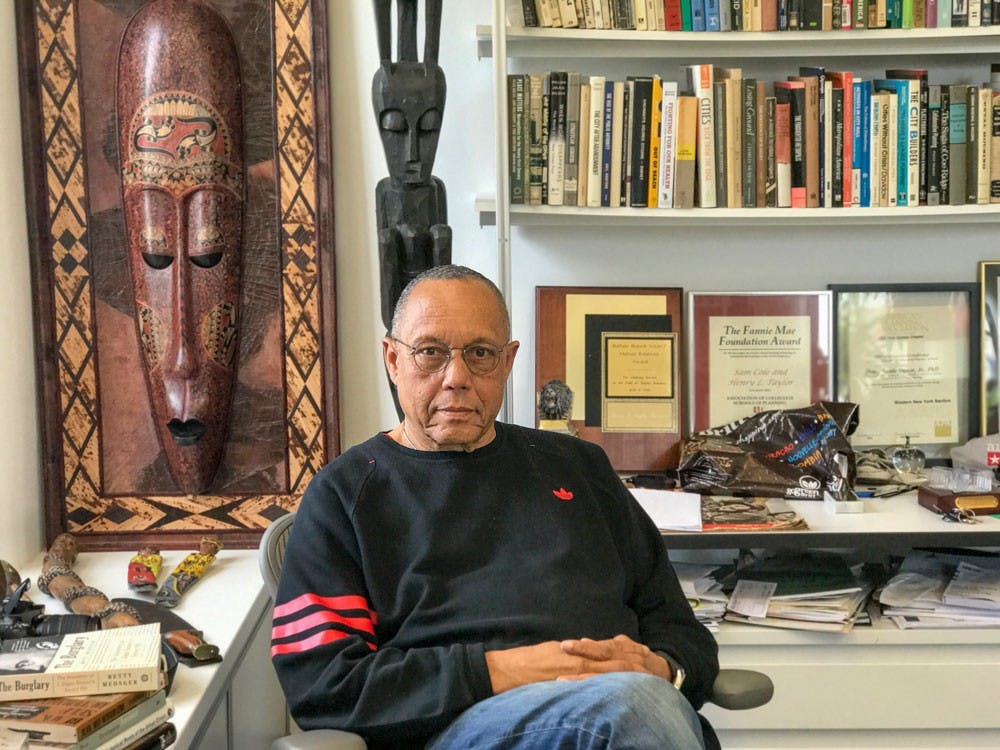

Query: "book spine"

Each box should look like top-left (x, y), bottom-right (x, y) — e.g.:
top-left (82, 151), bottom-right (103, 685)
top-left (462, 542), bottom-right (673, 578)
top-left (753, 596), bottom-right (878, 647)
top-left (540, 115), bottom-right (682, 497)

top-left (940, 84), bottom-right (951, 205)
top-left (733, 0), bottom-right (745, 27)
top-left (756, 80), bottom-right (768, 206)
top-left (687, 64), bottom-right (717, 208)
top-left (507, 75), bottom-right (527, 205)
top-left (564, 73), bottom-right (581, 207)
top-left (966, 85), bottom-right (978, 204)
top-left (765, 96), bottom-right (778, 207)
top-left (665, 0), bottom-right (685, 27)
top-left (659, 82), bottom-right (679, 208)
top-left (576, 78), bottom-right (591, 206)
top-left (905, 80), bottom-right (920, 206)
top-left (692, 0), bottom-right (708, 28)
top-left (706, 0), bottom-right (723, 27)
top-left (646, 77), bottom-right (662, 208)
top-left (620, 81), bottom-right (632, 205)
top-left (713, 80), bottom-right (728, 207)
top-left (527, 75), bottom-right (545, 205)
top-left (540, 76), bottom-right (550, 204)
top-left (521, 0), bottom-right (540, 25)
top-left (857, 80), bottom-right (871, 206)
top-left (832, 87), bottom-right (844, 207)
top-left (952, 0), bottom-right (968, 25)
top-left (546, 71), bottom-right (567, 206)
top-left (629, 77), bottom-right (653, 207)
top-left (742, 78), bottom-right (757, 208)
top-left (674, 95), bottom-right (698, 208)
top-left (681, 0), bottom-right (694, 28)
top-left (775, 100), bottom-right (792, 207)
top-left (927, 84), bottom-right (942, 206)
top-left (600, 80), bottom-right (614, 207)
top-left (977, 86), bottom-right (991, 202)
top-left (586, 76), bottom-right (606, 207)
top-left (559, 0), bottom-right (582, 25)
top-left (609, 81), bottom-right (625, 207)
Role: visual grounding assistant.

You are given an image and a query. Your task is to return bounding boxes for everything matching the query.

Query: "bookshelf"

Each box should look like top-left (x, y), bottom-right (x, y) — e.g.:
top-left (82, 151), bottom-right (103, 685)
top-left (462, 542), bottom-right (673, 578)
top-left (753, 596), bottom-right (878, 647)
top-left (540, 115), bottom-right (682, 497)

top-left (483, 4), bottom-right (1000, 747)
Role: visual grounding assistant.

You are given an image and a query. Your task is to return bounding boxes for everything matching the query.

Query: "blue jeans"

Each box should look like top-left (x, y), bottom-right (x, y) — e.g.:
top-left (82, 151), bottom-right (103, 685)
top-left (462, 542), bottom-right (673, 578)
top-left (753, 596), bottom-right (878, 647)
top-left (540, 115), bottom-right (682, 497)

top-left (426, 672), bottom-right (706, 750)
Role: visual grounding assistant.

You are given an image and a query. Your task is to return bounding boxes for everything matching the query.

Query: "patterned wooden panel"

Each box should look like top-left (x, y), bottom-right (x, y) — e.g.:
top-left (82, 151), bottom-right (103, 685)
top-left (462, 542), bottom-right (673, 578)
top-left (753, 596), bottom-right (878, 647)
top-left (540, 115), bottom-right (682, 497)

top-left (25, 0), bottom-right (335, 547)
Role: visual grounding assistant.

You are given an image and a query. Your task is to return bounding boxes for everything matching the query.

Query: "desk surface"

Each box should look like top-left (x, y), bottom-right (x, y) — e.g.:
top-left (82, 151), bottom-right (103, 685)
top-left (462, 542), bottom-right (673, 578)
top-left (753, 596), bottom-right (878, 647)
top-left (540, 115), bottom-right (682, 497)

top-left (664, 492), bottom-right (1000, 549)
top-left (15, 549), bottom-right (267, 749)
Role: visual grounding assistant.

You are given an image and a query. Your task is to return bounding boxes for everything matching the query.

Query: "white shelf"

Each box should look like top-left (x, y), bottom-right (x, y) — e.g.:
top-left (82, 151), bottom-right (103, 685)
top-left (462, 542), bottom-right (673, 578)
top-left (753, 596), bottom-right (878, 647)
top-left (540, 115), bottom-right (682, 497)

top-left (476, 196), bottom-right (1000, 227)
top-left (477, 24), bottom-right (1000, 59)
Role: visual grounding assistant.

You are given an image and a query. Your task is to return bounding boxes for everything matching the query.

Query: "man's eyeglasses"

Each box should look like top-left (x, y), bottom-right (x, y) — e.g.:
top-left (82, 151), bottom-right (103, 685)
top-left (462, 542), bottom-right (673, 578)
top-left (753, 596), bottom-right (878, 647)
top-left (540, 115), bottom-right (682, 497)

top-left (390, 337), bottom-right (509, 376)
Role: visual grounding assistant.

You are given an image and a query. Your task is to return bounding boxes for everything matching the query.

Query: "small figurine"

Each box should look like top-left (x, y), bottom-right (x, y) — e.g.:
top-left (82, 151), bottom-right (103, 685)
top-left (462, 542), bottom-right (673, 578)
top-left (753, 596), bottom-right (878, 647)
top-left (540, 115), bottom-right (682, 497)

top-left (127, 546), bottom-right (163, 594)
top-left (155, 537), bottom-right (223, 609)
top-left (537, 379), bottom-right (577, 435)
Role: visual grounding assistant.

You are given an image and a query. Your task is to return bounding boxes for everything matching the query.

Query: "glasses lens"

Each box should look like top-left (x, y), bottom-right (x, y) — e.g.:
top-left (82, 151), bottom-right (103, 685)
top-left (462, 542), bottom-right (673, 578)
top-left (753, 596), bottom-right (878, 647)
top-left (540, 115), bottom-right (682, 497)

top-left (412, 345), bottom-right (451, 372)
top-left (463, 344), bottom-right (501, 375)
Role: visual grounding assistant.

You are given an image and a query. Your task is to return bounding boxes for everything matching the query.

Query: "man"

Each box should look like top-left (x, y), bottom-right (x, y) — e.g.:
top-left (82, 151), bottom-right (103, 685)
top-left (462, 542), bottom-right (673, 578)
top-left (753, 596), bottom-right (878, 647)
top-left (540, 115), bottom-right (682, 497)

top-left (271, 265), bottom-right (719, 749)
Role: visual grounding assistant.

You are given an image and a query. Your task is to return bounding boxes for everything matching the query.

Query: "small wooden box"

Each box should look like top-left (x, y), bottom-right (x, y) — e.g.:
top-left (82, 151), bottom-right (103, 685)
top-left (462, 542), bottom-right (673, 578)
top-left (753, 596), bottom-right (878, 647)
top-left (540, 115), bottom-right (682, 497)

top-left (917, 485), bottom-right (1000, 516)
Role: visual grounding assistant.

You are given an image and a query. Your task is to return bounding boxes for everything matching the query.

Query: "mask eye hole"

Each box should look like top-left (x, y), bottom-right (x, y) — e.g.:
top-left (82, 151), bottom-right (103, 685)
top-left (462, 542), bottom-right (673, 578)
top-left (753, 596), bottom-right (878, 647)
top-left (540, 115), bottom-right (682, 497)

top-left (142, 253), bottom-right (173, 269)
top-left (418, 109), bottom-right (441, 131)
top-left (191, 252), bottom-right (223, 269)
top-left (380, 110), bottom-right (407, 132)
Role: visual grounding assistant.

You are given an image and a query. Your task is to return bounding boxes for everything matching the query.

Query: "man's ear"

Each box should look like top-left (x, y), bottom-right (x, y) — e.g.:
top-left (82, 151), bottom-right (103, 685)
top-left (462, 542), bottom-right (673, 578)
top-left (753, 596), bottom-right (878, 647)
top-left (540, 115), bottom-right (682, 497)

top-left (503, 340), bottom-right (520, 377)
top-left (382, 337), bottom-right (400, 383)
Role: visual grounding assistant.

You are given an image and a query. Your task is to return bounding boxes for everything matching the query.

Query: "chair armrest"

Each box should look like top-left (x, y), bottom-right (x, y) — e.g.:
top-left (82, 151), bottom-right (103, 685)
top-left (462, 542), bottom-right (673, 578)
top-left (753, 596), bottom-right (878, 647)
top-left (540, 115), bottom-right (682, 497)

top-left (709, 668), bottom-right (774, 711)
top-left (271, 729), bottom-right (368, 750)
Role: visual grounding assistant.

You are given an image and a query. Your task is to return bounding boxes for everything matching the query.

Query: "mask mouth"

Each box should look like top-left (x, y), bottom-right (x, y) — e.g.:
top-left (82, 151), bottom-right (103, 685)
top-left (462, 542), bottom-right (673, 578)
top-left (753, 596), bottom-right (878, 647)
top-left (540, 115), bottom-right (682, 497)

top-left (167, 419), bottom-right (207, 446)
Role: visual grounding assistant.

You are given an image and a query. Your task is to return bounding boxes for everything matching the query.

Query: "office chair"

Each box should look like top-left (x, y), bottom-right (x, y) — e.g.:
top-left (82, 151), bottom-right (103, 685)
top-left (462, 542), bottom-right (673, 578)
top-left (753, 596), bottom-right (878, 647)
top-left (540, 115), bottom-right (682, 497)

top-left (259, 512), bottom-right (773, 750)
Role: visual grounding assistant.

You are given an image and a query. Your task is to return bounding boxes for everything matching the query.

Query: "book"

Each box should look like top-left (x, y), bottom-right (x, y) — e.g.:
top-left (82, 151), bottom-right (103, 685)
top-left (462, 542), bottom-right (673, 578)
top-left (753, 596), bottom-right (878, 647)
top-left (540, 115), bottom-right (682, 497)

top-left (619, 80), bottom-right (632, 205)
top-left (0, 625), bottom-right (161, 702)
top-left (576, 78), bottom-right (591, 206)
top-left (527, 74), bottom-right (545, 205)
top-left (789, 73), bottom-right (820, 207)
top-left (558, 0), bottom-right (582, 25)
top-left (540, 77), bottom-right (550, 204)
top-left (855, 78), bottom-right (872, 207)
top-left (0, 691), bottom-right (156, 744)
top-left (658, 81), bottom-right (679, 208)
top-left (712, 80), bottom-right (728, 207)
top-left (599, 79), bottom-right (614, 206)
top-left (608, 80), bottom-right (626, 207)
top-left (774, 80), bottom-right (806, 207)
top-left (755, 80), bottom-right (768, 206)
top-left (585, 75), bottom-right (606, 207)
top-left (765, 95), bottom-right (779, 207)
top-left (23, 692), bottom-right (168, 750)
top-left (546, 71), bottom-right (568, 206)
top-left (628, 76), bottom-right (653, 207)
top-left (975, 85), bottom-right (991, 204)
top-left (948, 83), bottom-right (969, 206)
top-left (110, 722), bottom-right (176, 750)
top-left (874, 77), bottom-right (919, 206)
top-left (775, 99), bottom-right (792, 207)
top-left (686, 64), bottom-right (716, 208)
top-left (828, 70), bottom-right (854, 207)
top-left (674, 94), bottom-right (698, 209)
top-left (870, 90), bottom-right (886, 206)
top-left (831, 85), bottom-right (844, 207)
top-left (717, 67), bottom-right (743, 208)
top-left (741, 77), bottom-right (758, 208)
top-left (506, 75), bottom-right (528, 205)
top-left (940, 84), bottom-right (951, 205)
top-left (927, 84), bottom-right (942, 206)
top-left (646, 76), bottom-right (663, 208)
top-left (564, 72), bottom-right (582, 206)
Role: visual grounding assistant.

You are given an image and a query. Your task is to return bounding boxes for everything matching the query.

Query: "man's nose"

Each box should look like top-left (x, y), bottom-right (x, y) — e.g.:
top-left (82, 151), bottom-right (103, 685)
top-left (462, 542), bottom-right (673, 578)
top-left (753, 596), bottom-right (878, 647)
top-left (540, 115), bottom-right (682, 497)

top-left (440, 349), bottom-right (473, 386)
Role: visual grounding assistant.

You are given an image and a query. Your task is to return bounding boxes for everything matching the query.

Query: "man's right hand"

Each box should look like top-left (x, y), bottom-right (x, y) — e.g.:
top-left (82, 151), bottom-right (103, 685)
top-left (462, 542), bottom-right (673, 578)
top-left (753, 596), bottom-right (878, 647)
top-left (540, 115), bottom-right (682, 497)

top-left (484, 635), bottom-right (670, 694)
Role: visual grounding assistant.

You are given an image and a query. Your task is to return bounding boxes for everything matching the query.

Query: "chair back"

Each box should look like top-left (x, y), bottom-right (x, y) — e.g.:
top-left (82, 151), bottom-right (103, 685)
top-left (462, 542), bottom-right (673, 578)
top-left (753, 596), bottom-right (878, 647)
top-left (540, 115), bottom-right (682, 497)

top-left (259, 512), bottom-right (296, 598)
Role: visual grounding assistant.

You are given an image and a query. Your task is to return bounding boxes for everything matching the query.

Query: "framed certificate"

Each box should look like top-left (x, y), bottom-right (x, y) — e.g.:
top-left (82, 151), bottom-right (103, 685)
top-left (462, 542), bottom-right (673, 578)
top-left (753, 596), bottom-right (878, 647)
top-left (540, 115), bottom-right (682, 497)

top-left (979, 262), bottom-right (1000, 435)
top-left (687, 291), bottom-right (832, 433)
top-left (536, 287), bottom-right (684, 471)
top-left (831, 283), bottom-right (979, 460)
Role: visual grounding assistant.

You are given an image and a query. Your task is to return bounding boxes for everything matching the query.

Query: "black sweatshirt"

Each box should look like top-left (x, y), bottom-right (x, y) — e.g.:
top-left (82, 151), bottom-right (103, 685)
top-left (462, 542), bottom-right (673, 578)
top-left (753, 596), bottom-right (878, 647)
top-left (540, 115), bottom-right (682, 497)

top-left (271, 422), bottom-right (718, 748)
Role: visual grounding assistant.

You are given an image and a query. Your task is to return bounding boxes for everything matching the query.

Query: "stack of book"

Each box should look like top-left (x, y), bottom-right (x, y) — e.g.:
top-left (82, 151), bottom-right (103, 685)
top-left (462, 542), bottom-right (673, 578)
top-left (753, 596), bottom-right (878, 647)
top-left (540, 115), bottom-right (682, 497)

top-left (673, 562), bottom-right (731, 630)
top-left (512, 0), bottom-right (1000, 30)
top-left (721, 552), bottom-right (874, 632)
top-left (878, 548), bottom-right (1000, 628)
top-left (0, 624), bottom-right (175, 749)
top-left (507, 64), bottom-right (1000, 211)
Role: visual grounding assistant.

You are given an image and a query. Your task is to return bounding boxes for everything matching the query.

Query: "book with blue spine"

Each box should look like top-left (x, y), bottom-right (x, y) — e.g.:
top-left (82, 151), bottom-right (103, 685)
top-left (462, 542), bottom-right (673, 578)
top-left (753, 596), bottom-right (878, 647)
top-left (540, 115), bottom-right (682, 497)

top-left (853, 79), bottom-right (872, 207)
top-left (705, 0), bottom-right (723, 27)
top-left (691, 0), bottom-right (708, 28)
top-left (874, 78), bottom-right (917, 206)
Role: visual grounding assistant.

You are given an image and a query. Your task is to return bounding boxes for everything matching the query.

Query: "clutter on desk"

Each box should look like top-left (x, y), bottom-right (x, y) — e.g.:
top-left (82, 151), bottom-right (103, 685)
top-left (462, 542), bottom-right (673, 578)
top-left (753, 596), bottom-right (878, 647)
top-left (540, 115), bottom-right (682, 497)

top-left (876, 549), bottom-right (1000, 629)
top-left (672, 562), bottom-right (730, 632)
top-left (677, 401), bottom-right (859, 503)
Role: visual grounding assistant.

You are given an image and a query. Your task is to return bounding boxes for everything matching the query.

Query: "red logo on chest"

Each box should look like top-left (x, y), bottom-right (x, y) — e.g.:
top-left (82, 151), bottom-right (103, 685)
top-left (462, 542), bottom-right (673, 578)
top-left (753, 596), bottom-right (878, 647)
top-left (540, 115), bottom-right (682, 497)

top-left (553, 488), bottom-right (574, 501)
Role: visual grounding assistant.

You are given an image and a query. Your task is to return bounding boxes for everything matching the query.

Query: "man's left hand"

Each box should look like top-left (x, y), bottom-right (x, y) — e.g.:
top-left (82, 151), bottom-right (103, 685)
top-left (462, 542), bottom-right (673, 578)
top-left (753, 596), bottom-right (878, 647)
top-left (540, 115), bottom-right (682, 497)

top-left (557, 634), bottom-right (672, 682)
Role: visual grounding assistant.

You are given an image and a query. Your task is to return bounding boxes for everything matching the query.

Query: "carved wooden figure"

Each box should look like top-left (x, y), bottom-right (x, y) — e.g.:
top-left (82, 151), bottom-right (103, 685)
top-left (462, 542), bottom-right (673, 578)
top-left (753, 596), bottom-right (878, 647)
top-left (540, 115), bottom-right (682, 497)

top-left (372, 0), bottom-right (451, 332)
top-left (117, 0), bottom-right (244, 495)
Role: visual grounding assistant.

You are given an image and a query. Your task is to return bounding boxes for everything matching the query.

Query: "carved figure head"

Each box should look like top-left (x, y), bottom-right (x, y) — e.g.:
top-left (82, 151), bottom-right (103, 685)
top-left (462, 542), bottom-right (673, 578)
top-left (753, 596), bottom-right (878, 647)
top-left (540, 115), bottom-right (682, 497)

top-left (372, 62), bottom-right (446, 186)
top-left (117, 0), bottom-right (244, 494)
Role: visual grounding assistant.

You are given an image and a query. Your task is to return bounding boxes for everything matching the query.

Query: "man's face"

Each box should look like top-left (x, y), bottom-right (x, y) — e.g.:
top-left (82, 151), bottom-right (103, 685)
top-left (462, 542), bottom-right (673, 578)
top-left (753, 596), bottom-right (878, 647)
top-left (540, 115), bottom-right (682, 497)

top-left (384, 279), bottom-right (518, 451)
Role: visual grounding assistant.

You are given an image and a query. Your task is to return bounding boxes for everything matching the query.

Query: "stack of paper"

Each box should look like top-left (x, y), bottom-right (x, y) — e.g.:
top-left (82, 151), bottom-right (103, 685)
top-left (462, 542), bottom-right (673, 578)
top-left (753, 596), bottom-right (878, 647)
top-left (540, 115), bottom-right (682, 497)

top-left (672, 562), bottom-right (729, 631)
top-left (722, 552), bottom-right (873, 632)
top-left (630, 488), bottom-right (702, 532)
top-left (879, 550), bottom-right (1000, 629)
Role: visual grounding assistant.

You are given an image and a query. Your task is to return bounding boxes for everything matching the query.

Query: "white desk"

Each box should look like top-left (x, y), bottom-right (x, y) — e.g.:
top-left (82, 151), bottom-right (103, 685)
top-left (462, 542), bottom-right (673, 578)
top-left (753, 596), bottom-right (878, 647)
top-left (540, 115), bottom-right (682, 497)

top-left (14, 549), bottom-right (286, 750)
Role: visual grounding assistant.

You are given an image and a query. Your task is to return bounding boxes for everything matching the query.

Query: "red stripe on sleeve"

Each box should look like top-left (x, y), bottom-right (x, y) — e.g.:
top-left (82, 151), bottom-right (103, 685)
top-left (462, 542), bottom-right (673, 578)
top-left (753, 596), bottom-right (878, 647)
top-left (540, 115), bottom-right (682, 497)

top-left (270, 627), bottom-right (377, 657)
top-left (273, 592), bottom-right (377, 623)
top-left (271, 609), bottom-right (376, 639)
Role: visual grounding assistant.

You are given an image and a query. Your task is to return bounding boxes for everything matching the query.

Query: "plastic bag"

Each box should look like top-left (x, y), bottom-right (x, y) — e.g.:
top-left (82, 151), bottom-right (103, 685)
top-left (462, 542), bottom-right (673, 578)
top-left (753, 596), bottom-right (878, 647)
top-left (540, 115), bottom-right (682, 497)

top-left (678, 402), bottom-right (859, 502)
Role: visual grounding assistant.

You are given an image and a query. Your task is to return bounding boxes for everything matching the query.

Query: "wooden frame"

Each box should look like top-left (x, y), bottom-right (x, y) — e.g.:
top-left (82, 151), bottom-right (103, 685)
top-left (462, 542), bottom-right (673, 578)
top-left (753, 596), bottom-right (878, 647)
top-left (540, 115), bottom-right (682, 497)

top-left (686, 291), bottom-right (833, 434)
top-left (16, 0), bottom-right (338, 549)
top-left (535, 286), bottom-right (683, 472)
top-left (830, 283), bottom-right (978, 461)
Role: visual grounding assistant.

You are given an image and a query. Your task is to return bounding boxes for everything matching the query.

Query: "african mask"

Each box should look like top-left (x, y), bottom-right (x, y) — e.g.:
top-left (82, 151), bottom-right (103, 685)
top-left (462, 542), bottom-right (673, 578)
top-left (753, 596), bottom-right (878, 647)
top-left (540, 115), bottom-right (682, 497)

top-left (117, 0), bottom-right (243, 494)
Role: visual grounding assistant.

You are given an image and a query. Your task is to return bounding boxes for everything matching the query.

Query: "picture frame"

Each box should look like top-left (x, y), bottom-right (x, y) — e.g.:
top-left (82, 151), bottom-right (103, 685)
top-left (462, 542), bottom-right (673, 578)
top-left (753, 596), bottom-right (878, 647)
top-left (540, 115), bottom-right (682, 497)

top-left (830, 283), bottom-right (979, 461)
top-left (979, 262), bottom-right (1000, 435)
top-left (535, 286), bottom-right (684, 472)
top-left (17, 0), bottom-right (338, 549)
top-left (686, 291), bottom-right (833, 433)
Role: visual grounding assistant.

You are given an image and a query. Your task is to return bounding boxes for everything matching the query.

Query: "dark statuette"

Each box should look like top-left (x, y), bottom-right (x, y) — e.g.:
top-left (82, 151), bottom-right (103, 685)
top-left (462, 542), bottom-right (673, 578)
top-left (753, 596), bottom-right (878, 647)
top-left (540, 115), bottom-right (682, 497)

top-left (372, 0), bottom-right (452, 334)
top-left (538, 379), bottom-right (577, 435)
top-left (117, 0), bottom-right (244, 494)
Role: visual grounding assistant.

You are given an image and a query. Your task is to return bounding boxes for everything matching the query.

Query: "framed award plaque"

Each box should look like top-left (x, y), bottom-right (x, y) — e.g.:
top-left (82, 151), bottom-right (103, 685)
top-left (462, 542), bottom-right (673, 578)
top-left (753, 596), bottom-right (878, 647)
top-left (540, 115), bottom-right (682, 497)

top-left (979, 262), bottom-right (1000, 435)
top-left (687, 291), bottom-right (833, 433)
top-left (831, 283), bottom-right (979, 460)
top-left (535, 286), bottom-right (684, 472)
